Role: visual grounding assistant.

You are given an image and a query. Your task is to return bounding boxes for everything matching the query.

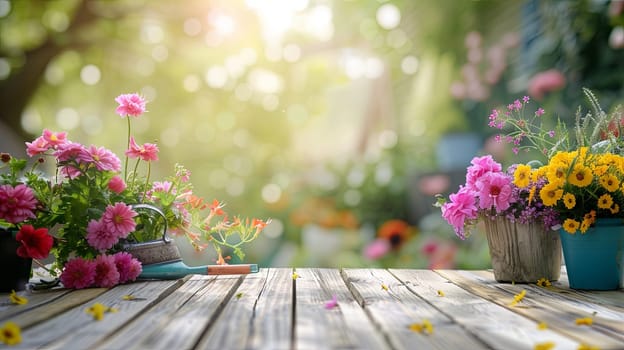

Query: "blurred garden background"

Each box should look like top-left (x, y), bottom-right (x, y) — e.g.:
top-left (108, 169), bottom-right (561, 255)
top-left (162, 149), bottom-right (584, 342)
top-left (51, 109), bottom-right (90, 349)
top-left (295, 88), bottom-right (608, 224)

top-left (2, 0), bottom-right (624, 269)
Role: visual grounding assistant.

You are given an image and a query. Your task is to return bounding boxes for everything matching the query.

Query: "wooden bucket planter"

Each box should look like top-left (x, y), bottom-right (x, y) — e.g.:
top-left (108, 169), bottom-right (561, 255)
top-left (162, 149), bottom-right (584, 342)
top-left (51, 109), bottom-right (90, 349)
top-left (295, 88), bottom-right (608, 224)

top-left (483, 216), bottom-right (562, 283)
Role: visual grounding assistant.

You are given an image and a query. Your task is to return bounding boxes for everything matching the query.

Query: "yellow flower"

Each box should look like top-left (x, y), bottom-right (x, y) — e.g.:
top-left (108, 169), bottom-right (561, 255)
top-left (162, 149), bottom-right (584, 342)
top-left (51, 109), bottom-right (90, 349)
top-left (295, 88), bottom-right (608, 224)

top-left (563, 219), bottom-right (580, 234)
top-left (580, 219), bottom-right (591, 233)
top-left (537, 322), bottom-right (548, 330)
top-left (536, 278), bottom-right (551, 287)
top-left (534, 341), bottom-right (555, 350)
top-left (568, 164), bottom-right (593, 187)
top-left (610, 203), bottom-right (620, 214)
top-left (597, 194), bottom-right (613, 210)
top-left (85, 303), bottom-right (117, 321)
top-left (0, 322), bottom-right (21, 345)
top-left (513, 164), bottom-right (532, 188)
top-left (9, 290), bottom-right (28, 305)
top-left (575, 317), bottom-right (593, 326)
top-left (409, 319), bottom-right (433, 335)
top-left (599, 174), bottom-right (619, 192)
top-left (563, 193), bottom-right (576, 209)
top-left (528, 186), bottom-right (536, 205)
top-left (510, 289), bottom-right (526, 306)
top-left (545, 165), bottom-right (567, 186)
top-left (540, 183), bottom-right (563, 206)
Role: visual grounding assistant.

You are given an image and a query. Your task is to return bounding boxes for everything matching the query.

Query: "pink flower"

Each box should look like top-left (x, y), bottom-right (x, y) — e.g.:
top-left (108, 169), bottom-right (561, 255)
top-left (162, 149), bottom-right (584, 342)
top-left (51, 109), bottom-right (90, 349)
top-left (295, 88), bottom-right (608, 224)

top-left (363, 239), bottom-right (390, 260)
top-left (78, 145), bottom-right (121, 172)
top-left (441, 186), bottom-right (478, 239)
top-left (25, 136), bottom-right (49, 157)
top-left (108, 175), bottom-right (127, 194)
top-left (101, 202), bottom-right (137, 237)
top-left (0, 184), bottom-right (38, 224)
top-left (125, 136), bottom-right (159, 161)
top-left (115, 93), bottom-right (147, 117)
top-left (42, 129), bottom-right (68, 147)
top-left (476, 172), bottom-right (513, 212)
top-left (53, 142), bottom-right (85, 162)
top-left (16, 225), bottom-right (53, 259)
top-left (113, 252), bottom-right (142, 283)
top-left (86, 219), bottom-right (119, 251)
top-left (60, 257), bottom-right (96, 289)
top-left (528, 69), bottom-right (566, 101)
top-left (324, 295), bottom-right (338, 309)
top-left (465, 155), bottom-right (502, 191)
top-left (93, 254), bottom-right (120, 288)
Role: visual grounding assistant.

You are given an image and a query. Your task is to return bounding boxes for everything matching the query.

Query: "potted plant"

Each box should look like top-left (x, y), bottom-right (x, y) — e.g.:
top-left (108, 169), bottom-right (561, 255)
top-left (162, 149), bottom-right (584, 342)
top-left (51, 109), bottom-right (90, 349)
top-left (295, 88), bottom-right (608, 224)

top-left (1, 93), bottom-right (269, 290)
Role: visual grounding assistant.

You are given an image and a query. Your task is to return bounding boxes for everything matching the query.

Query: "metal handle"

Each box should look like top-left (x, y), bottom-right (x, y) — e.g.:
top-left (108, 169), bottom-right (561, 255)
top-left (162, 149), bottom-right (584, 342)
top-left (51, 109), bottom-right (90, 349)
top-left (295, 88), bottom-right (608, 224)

top-left (130, 203), bottom-right (170, 243)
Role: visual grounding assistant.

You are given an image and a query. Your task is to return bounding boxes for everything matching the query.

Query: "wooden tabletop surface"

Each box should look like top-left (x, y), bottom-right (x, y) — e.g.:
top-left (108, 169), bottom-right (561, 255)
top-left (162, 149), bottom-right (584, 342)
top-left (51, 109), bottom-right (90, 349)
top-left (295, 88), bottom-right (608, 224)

top-left (1, 268), bottom-right (623, 350)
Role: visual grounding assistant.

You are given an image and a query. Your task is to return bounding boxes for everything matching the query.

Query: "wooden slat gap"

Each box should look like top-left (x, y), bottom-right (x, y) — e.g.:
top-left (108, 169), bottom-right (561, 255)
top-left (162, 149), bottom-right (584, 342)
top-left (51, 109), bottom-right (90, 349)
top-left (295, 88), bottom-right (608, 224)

top-left (190, 274), bottom-right (247, 350)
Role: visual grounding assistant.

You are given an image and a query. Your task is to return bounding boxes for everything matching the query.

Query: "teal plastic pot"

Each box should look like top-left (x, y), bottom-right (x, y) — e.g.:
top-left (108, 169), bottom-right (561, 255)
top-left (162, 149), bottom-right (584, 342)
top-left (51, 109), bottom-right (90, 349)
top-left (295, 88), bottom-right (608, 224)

top-left (559, 218), bottom-right (624, 290)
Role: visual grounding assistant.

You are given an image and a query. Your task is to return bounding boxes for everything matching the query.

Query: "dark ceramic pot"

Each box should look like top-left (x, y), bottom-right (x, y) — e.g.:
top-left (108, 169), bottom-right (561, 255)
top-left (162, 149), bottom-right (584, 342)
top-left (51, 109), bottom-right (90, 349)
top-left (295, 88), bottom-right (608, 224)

top-left (1, 229), bottom-right (32, 293)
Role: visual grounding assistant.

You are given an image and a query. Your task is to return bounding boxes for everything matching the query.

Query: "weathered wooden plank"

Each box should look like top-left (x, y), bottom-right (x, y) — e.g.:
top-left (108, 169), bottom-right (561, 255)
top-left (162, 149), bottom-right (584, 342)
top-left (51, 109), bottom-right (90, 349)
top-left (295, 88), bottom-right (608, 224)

top-left (243, 268), bottom-right (293, 350)
top-left (0, 288), bottom-right (72, 322)
top-left (194, 268), bottom-right (272, 349)
top-left (293, 268), bottom-right (389, 350)
top-left (390, 269), bottom-right (579, 350)
top-left (437, 270), bottom-right (624, 349)
top-left (342, 268), bottom-right (488, 350)
top-left (12, 279), bottom-right (182, 350)
top-left (92, 275), bottom-right (239, 350)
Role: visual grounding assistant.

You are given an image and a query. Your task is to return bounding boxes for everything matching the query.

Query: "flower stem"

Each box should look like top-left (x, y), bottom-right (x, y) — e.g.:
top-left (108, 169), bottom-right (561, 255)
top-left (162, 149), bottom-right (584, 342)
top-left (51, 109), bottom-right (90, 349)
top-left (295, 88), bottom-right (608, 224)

top-left (142, 161), bottom-right (151, 202)
top-left (124, 117), bottom-right (131, 181)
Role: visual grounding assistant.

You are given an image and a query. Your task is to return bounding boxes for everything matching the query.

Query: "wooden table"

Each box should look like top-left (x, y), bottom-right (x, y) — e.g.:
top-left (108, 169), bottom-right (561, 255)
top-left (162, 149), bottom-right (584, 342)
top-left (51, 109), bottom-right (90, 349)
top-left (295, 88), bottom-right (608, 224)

top-left (1, 268), bottom-right (623, 350)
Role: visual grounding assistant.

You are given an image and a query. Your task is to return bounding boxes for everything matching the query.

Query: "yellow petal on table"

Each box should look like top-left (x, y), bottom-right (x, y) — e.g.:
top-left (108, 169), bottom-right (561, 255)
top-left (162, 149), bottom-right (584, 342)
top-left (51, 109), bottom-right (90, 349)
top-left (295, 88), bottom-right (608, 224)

top-left (575, 317), bottom-right (593, 326)
top-left (537, 321), bottom-right (548, 330)
top-left (437, 290), bottom-right (445, 297)
top-left (381, 283), bottom-right (389, 291)
top-left (292, 272), bottom-right (299, 280)
top-left (9, 290), bottom-right (28, 305)
top-left (409, 319), bottom-right (433, 335)
top-left (534, 341), bottom-right (555, 350)
top-left (510, 289), bottom-right (527, 306)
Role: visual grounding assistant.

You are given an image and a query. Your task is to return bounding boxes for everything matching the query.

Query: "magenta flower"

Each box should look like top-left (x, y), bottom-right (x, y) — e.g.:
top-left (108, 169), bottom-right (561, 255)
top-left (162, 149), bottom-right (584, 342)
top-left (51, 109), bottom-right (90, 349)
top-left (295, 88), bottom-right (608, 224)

top-left (125, 136), bottom-right (159, 161)
top-left (101, 202), bottom-right (137, 237)
top-left (78, 145), bottom-right (121, 172)
top-left (86, 219), bottom-right (119, 251)
top-left (363, 239), bottom-right (390, 260)
top-left (0, 184), bottom-right (38, 224)
top-left (115, 93), bottom-right (147, 117)
top-left (441, 186), bottom-right (478, 239)
top-left (42, 129), bottom-right (68, 147)
top-left (465, 155), bottom-right (502, 191)
top-left (113, 252), bottom-right (142, 283)
top-left (108, 175), bottom-right (127, 194)
top-left (25, 136), bottom-right (49, 157)
top-left (476, 172), bottom-right (513, 212)
top-left (93, 254), bottom-right (120, 288)
top-left (60, 257), bottom-right (96, 289)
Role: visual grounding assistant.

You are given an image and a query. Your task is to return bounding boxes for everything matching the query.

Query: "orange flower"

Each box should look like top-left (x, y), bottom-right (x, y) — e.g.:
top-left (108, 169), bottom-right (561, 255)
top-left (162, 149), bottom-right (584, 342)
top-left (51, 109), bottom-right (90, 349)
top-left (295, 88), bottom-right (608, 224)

top-left (377, 219), bottom-right (412, 250)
